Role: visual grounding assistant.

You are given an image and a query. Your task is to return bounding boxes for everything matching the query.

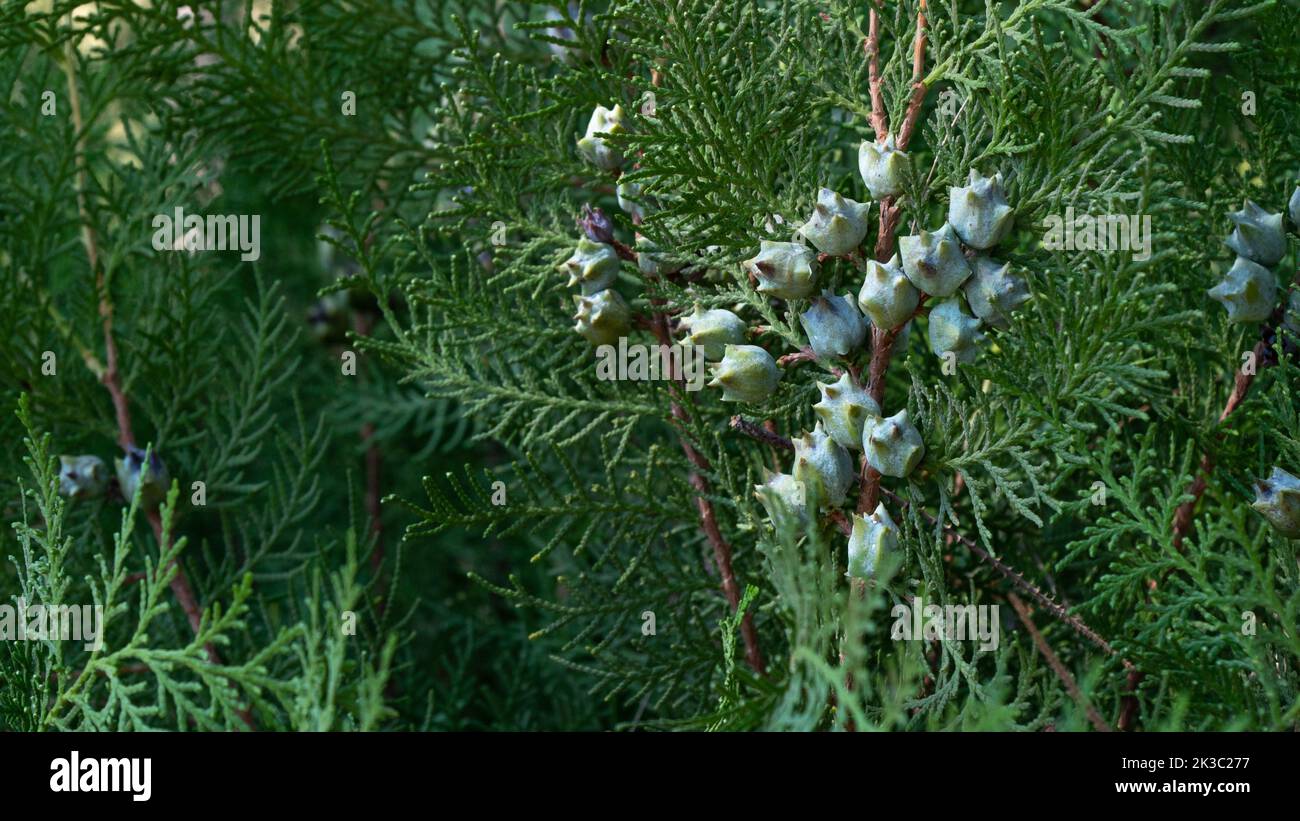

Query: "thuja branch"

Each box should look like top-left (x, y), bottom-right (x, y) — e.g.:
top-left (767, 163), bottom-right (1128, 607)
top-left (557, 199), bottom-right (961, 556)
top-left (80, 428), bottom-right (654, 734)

top-left (647, 310), bottom-right (764, 674)
top-left (1124, 298), bottom-right (1297, 729)
top-left (1007, 593), bottom-right (1112, 733)
top-left (865, 3), bottom-right (887, 142)
top-left (725, 419), bottom-right (1121, 662)
top-left (881, 487), bottom-right (1129, 666)
top-left (61, 37), bottom-right (248, 726)
top-left (614, 115), bottom-right (765, 672)
top-left (858, 0), bottom-right (930, 518)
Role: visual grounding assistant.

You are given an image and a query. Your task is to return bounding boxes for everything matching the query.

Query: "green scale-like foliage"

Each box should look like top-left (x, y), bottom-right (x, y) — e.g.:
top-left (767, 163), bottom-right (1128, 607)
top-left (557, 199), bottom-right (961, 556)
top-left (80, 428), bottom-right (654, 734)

top-left (2, 0), bottom-right (1300, 731)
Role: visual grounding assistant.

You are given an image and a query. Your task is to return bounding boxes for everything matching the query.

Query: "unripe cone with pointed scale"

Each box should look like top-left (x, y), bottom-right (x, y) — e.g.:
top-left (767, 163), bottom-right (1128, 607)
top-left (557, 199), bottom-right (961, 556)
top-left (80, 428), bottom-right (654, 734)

top-left (1283, 290), bottom-right (1300, 342)
top-left (928, 298), bottom-right (985, 363)
top-left (800, 291), bottom-right (867, 360)
top-left (798, 188), bottom-right (871, 256)
top-left (59, 455), bottom-right (108, 500)
top-left (578, 204), bottom-right (615, 244)
top-left (964, 256), bottom-right (1030, 328)
top-left (708, 344), bottom-right (781, 403)
top-left (1225, 199), bottom-right (1286, 267)
top-left (116, 446), bottom-right (169, 508)
top-left (948, 169), bottom-right (1014, 250)
top-left (754, 470), bottom-right (808, 525)
top-left (847, 503), bottom-right (898, 579)
top-left (793, 422), bottom-right (854, 508)
top-left (858, 253), bottom-right (920, 330)
top-left (863, 409), bottom-right (924, 478)
top-left (572, 289), bottom-right (630, 346)
top-left (858, 134), bottom-right (909, 199)
top-left (679, 305), bottom-right (746, 360)
top-left (1208, 256), bottom-right (1277, 324)
top-left (617, 180), bottom-right (645, 222)
top-left (743, 240), bottom-right (818, 300)
top-left (899, 223), bottom-right (971, 297)
top-left (576, 104), bottom-right (626, 171)
top-left (559, 238), bottom-right (620, 294)
top-left (1252, 466), bottom-right (1300, 537)
top-left (813, 372), bottom-right (880, 451)
top-left (636, 235), bottom-right (684, 277)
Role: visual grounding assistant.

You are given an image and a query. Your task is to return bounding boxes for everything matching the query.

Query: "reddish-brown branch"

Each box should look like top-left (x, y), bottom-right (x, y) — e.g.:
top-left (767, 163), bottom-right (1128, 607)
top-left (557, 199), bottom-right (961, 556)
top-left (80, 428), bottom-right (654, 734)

top-left (1170, 337), bottom-right (1271, 551)
top-left (611, 238), bottom-right (638, 262)
top-left (880, 488), bottom-right (1129, 665)
top-left (896, 0), bottom-right (929, 150)
top-left (1124, 318), bottom-right (1288, 730)
top-left (352, 310), bottom-right (384, 575)
top-left (865, 5), bottom-right (887, 142)
top-left (623, 64), bottom-right (762, 674)
top-left (857, 1), bottom-right (931, 518)
top-left (1007, 593), bottom-right (1112, 732)
top-left (777, 347), bottom-right (816, 368)
top-left (652, 316), bottom-right (764, 675)
top-left (65, 43), bottom-right (251, 728)
top-left (729, 415), bottom-right (795, 453)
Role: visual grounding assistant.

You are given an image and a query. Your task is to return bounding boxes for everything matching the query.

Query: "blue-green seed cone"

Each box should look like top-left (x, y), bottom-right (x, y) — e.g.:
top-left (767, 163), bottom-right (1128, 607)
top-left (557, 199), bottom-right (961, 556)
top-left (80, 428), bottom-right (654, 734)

top-left (793, 422), bottom-right (854, 508)
top-left (1225, 199), bottom-right (1286, 267)
top-left (708, 344), bottom-right (780, 403)
top-left (863, 409), bottom-right (924, 478)
top-left (576, 104), bottom-right (626, 171)
top-left (927, 297), bottom-right (985, 364)
top-left (948, 169), bottom-right (1014, 250)
top-left (754, 469), bottom-right (808, 525)
top-left (617, 180), bottom-right (645, 222)
top-left (115, 446), bottom-right (169, 508)
top-left (743, 240), bottom-right (818, 300)
top-left (680, 305), bottom-right (746, 361)
top-left (1208, 256), bottom-right (1276, 324)
top-left (846, 503), bottom-right (898, 579)
top-left (636, 235), bottom-right (684, 277)
top-left (799, 290), bottom-right (867, 360)
top-left (899, 223), bottom-right (972, 297)
top-left (573, 289), bottom-right (630, 346)
top-left (559, 238), bottom-right (621, 294)
top-left (813, 372), bottom-right (880, 451)
top-left (1289, 186), bottom-right (1300, 234)
top-left (858, 134), bottom-right (909, 199)
top-left (798, 188), bottom-right (871, 256)
top-left (858, 253), bottom-right (920, 330)
top-left (964, 256), bottom-right (1029, 328)
top-left (1252, 466), bottom-right (1300, 538)
top-left (59, 455), bottom-right (109, 500)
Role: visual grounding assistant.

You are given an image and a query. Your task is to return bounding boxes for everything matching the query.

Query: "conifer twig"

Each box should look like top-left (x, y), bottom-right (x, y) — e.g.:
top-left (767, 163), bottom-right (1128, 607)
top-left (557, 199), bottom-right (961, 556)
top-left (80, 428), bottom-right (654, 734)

top-left (725, 420), bottom-right (1125, 664)
top-left (1122, 301), bottom-right (1300, 730)
top-left (858, 0), bottom-right (930, 518)
top-left (620, 71), bottom-right (764, 672)
top-left (1007, 593), bottom-right (1112, 732)
top-left (354, 312), bottom-right (384, 574)
top-left (62, 35), bottom-right (252, 728)
top-left (654, 315), bottom-right (764, 675)
top-left (865, 4), bottom-right (887, 142)
top-left (729, 415), bottom-right (795, 453)
top-left (880, 488), bottom-right (1129, 666)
